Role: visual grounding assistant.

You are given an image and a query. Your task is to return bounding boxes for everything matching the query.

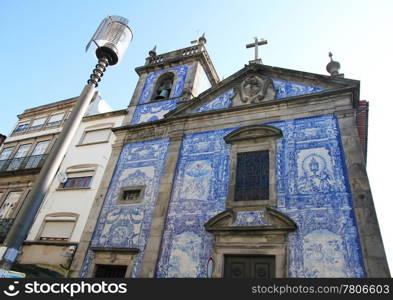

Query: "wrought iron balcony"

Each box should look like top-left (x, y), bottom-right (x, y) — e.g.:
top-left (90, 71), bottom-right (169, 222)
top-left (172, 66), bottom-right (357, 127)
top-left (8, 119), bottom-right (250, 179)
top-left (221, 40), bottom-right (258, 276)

top-left (0, 218), bottom-right (14, 241)
top-left (0, 154), bottom-right (48, 173)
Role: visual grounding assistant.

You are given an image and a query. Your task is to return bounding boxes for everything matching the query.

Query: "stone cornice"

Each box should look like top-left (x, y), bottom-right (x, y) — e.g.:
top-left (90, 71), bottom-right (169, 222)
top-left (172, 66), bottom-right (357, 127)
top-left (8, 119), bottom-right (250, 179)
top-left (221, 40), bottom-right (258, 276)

top-left (112, 87), bottom-right (356, 135)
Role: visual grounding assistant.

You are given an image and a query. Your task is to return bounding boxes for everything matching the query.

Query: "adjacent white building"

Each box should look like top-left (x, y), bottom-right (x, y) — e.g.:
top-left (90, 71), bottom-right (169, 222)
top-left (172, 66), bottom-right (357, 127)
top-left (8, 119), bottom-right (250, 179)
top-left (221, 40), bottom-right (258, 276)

top-left (18, 107), bottom-right (126, 276)
top-left (0, 92), bottom-right (125, 276)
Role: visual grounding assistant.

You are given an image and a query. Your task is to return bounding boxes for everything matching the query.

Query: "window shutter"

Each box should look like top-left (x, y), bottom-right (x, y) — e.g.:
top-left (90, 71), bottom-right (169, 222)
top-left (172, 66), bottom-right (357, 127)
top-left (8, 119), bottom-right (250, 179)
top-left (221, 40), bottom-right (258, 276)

top-left (40, 220), bottom-right (75, 240)
top-left (82, 129), bottom-right (111, 144)
top-left (67, 171), bottom-right (94, 178)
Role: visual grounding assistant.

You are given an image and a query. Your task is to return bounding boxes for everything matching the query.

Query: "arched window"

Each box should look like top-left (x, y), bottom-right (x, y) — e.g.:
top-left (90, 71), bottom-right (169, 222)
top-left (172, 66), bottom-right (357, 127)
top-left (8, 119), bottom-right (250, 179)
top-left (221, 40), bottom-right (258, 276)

top-left (152, 73), bottom-right (175, 100)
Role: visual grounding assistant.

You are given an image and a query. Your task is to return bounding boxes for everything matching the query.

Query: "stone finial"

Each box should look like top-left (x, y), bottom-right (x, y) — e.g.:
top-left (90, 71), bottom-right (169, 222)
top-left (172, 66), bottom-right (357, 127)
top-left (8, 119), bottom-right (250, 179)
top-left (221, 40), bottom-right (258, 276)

top-left (198, 33), bottom-right (207, 45)
top-left (326, 52), bottom-right (341, 76)
top-left (149, 45), bottom-right (157, 58)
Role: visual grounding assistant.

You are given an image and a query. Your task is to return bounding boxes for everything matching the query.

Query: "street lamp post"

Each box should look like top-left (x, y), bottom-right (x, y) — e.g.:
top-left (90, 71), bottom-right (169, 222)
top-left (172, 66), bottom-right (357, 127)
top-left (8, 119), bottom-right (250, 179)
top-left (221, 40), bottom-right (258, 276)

top-left (0, 16), bottom-right (132, 273)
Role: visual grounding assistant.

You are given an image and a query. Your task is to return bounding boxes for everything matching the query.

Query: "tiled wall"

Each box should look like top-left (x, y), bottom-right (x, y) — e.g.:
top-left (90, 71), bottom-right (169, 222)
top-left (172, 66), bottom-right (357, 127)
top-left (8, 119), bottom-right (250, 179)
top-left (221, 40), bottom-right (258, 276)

top-left (156, 129), bottom-right (233, 277)
top-left (273, 115), bottom-right (365, 277)
top-left (191, 79), bottom-right (325, 114)
top-left (155, 114), bottom-right (365, 278)
top-left (80, 138), bottom-right (170, 277)
top-left (271, 78), bottom-right (325, 99)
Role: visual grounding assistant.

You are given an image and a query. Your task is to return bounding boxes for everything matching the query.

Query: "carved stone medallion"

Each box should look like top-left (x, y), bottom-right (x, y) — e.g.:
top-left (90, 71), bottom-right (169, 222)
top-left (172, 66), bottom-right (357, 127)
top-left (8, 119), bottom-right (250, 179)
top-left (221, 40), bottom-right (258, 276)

top-left (243, 76), bottom-right (262, 98)
top-left (239, 75), bottom-right (277, 104)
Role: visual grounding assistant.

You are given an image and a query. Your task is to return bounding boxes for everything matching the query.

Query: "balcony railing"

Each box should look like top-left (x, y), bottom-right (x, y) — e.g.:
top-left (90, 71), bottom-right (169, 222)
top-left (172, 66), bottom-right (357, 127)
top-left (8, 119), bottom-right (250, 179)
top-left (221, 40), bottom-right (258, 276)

top-left (0, 154), bottom-right (48, 172)
top-left (0, 218), bottom-right (14, 241)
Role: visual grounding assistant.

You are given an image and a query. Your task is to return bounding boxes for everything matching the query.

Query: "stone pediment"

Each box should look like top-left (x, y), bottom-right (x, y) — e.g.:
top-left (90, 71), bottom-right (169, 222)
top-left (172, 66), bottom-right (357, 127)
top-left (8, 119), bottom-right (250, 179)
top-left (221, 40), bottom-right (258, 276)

top-left (204, 207), bottom-right (297, 233)
top-left (223, 125), bottom-right (282, 144)
top-left (165, 63), bottom-right (359, 119)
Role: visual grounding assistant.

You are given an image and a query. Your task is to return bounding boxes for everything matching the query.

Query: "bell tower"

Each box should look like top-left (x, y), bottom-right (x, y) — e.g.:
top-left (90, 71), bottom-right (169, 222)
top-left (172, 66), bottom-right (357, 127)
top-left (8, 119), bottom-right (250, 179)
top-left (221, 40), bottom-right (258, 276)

top-left (123, 35), bottom-right (220, 125)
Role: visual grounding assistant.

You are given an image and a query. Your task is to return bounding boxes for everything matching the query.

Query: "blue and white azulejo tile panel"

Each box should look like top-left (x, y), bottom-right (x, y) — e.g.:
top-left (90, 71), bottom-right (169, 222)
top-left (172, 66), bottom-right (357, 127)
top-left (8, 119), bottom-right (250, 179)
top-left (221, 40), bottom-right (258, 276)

top-left (156, 114), bottom-right (365, 278)
top-left (81, 112), bottom-right (364, 278)
top-left (189, 79), bottom-right (324, 115)
top-left (271, 78), bottom-right (325, 99)
top-left (192, 89), bottom-right (235, 113)
top-left (80, 138), bottom-right (170, 278)
top-left (271, 114), bottom-right (365, 277)
top-left (138, 65), bottom-right (188, 105)
top-left (131, 98), bottom-right (180, 125)
top-left (231, 210), bottom-right (268, 227)
top-left (155, 129), bottom-right (233, 278)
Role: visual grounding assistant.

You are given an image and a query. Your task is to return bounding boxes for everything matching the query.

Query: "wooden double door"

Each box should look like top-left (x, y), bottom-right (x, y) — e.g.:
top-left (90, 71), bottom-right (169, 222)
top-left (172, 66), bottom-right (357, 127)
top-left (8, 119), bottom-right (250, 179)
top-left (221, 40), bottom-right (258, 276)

top-left (224, 255), bottom-right (275, 278)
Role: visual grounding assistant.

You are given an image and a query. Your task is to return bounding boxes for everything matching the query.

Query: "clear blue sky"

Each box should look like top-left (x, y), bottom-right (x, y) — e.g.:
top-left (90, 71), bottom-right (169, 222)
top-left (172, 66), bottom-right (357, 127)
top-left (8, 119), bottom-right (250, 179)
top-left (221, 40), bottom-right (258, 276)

top-left (1, 0), bottom-right (393, 272)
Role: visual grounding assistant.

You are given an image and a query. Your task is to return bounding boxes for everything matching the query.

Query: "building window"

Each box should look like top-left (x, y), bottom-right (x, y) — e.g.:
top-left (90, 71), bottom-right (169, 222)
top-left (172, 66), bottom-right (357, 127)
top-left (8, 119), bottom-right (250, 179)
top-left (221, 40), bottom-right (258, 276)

top-left (58, 166), bottom-right (96, 190)
top-left (25, 140), bottom-right (50, 169)
top-left (122, 190), bottom-right (140, 201)
top-left (7, 143), bottom-right (32, 170)
top-left (117, 186), bottom-right (145, 205)
top-left (46, 113), bottom-right (64, 128)
top-left (94, 265), bottom-right (128, 278)
top-left (0, 147), bottom-right (15, 170)
top-left (0, 147), bottom-right (14, 160)
top-left (234, 151), bottom-right (269, 201)
top-left (88, 248), bottom-right (139, 278)
top-left (30, 117), bottom-right (47, 130)
top-left (224, 125), bottom-right (282, 208)
top-left (39, 215), bottom-right (77, 241)
top-left (0, 191), bottom-right (22, 219)
top-left (61, 176), bottom-right (92, 189)
top-left (80, 128), bottom-right (111, 145)
top-left (13, 121), bottom-right (30, 134)
top-left (152, 73), bottom-right (174, 100)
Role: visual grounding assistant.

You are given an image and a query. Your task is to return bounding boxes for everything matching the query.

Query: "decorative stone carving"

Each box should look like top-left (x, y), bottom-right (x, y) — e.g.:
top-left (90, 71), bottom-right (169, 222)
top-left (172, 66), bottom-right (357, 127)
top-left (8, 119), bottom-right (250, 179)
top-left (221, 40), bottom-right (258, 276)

top-left (205, 207), bottom-right (296, 278)
top-left (205, 207), bottom-right (297, 232)
top-left (224, 125), bottom-right (282, 144)
top-left (239, 75), bottom-right (277, 104)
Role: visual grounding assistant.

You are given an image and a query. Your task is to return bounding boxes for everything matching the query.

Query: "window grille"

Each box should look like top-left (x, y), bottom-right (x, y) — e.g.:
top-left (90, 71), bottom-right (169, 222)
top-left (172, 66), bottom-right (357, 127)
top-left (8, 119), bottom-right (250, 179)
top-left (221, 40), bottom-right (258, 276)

top-left (234, 151), bottom-right (269, 201)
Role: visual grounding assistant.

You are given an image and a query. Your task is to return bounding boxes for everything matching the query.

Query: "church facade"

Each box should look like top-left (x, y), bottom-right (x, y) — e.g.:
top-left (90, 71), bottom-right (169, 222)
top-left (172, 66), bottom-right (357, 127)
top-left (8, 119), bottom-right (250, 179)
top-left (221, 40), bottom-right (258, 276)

top-left (69, 38), bottom-right (390, 278)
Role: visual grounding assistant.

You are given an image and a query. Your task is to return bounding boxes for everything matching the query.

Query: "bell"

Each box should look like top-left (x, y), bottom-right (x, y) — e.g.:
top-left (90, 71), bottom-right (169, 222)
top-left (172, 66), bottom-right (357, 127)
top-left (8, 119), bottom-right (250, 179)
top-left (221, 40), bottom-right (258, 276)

top-left (156, 89), bottom-right (170, 99)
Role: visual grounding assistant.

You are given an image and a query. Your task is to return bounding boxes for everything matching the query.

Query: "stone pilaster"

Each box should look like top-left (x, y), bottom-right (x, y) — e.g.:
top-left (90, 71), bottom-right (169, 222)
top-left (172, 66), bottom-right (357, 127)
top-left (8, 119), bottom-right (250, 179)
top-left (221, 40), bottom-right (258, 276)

top-left (337, 112), bottom-right (390, 277)
top-left (139, 132), bottom-right (183, 277)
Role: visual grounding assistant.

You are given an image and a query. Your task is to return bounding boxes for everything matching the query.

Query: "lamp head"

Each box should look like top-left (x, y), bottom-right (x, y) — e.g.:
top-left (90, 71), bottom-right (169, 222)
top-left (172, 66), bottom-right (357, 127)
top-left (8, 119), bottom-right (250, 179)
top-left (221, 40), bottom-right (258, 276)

top-left (86, 16), bottom-right (133, 66)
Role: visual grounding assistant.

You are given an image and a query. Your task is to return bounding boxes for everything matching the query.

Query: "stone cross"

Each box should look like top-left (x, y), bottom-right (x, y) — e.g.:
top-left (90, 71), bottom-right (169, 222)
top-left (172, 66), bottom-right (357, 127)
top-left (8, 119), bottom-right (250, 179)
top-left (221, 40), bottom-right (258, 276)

top-left (246, 37), bottom-right (268, 63)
